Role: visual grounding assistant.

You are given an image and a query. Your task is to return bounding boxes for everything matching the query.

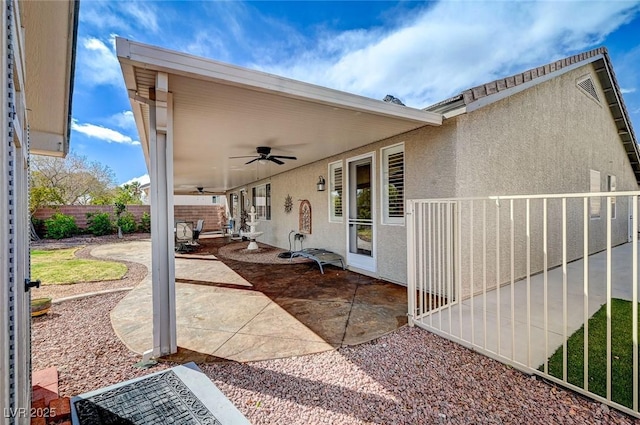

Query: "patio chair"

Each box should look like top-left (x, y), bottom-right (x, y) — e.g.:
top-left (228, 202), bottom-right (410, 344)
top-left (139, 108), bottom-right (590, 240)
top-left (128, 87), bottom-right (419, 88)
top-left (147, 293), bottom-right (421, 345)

top-left (175, 221), bottom-right (195, 252)
top-left (193, 219), bottom-right (204, 242)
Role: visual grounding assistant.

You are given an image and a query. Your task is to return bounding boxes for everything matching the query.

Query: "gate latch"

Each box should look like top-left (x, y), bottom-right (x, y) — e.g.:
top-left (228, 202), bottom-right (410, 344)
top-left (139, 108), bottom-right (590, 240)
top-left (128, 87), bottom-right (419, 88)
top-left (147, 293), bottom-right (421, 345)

top-left (25, 278), bottom-right (41, 292)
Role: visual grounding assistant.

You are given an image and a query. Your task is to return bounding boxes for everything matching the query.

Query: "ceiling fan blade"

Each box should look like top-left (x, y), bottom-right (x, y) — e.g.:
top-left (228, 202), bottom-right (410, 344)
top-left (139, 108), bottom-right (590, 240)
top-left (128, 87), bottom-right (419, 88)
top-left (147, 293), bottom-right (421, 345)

top-left (270, 155), bottom-right (297, 160)
top-left (230, 155), bottom-right (259, 159)
top-left (269, 157), bottom-right (285, 165)
top-left (245, 157), bottom-right (261, 165)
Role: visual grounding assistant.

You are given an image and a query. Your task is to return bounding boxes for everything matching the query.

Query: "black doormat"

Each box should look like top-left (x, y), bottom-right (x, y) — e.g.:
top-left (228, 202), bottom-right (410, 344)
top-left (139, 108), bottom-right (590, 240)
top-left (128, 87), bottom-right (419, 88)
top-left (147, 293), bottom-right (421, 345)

top-left (73, 370), bottom-right (221, 425)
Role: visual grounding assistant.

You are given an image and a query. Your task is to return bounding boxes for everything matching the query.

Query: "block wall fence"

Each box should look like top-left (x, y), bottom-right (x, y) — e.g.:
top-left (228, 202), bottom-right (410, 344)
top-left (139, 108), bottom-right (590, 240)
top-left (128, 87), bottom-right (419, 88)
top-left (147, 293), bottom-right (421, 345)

top-left (33, 205), bottom-right (225, 232)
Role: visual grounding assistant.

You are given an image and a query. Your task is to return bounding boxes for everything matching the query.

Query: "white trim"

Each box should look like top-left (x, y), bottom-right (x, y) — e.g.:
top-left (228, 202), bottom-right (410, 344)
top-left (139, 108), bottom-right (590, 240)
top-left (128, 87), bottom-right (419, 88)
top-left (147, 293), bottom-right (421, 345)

top-left (116, 37), bottom-right (442, 125)
top-left (328, 160), bottom-right (343, 223)
top-left (345, 152), bottom-right (376, 273)
top-left (253, 184), bottom-right (268, 220)
top-left (380, 142), bottom-right (405, 226)
top-left (443, 106), bottom-right (466, 119)
top-left (150, 81), bottom-right (177, 357)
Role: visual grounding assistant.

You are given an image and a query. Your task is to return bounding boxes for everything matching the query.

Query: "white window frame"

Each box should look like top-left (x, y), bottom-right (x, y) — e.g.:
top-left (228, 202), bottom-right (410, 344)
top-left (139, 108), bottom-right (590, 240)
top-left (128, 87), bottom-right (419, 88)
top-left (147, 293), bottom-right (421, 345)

top-left (381, 143), bottom-right (405, 225)
top-left (328, 160), bottom-right (343, 223)
top-left (253, 184), bottom-right (268, 220)
top-left (590, 169), bottom-right (601, 220)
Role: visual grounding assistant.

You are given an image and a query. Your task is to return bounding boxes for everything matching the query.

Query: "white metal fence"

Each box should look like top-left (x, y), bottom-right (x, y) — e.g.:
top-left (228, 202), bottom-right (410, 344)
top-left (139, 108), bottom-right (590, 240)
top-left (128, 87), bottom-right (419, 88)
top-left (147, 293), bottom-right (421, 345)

top-left (407, 191), bottom-right (640, 418)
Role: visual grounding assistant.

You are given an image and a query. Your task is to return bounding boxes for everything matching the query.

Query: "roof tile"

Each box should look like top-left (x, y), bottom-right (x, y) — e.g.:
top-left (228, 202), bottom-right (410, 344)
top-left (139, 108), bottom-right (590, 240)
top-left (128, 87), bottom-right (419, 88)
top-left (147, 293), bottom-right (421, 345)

top-left (505, 76), bottom-right (516, 88)
top-left (485, 81), bottom-right (498, 95)
top-left (423, 45), bottom-right (639, 186)
top-left (472, 86), bottom-right (487, 100)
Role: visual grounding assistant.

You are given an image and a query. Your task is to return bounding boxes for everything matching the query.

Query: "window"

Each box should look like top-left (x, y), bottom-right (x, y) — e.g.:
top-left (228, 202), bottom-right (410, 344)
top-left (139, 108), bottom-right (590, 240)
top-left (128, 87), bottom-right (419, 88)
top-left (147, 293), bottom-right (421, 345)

top-left (590, 170), bottom-right (601, 219)
top-left (382, 143), bottom-right (405, 225)
top-left (252, 184), bottom-right (270, 220)
top-left (230, 193), bottom-right (238, 218)
top-left (608, 175), bottom-right (616, 219)
top-left (266, 184), bottom-right (271, 220)
top-left (329, 161), bottom-right (343, 222)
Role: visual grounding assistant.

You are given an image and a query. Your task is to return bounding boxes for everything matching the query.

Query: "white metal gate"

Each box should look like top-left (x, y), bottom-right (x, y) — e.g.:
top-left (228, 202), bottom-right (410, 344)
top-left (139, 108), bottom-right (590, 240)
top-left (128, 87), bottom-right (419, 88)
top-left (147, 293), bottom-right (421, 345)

top-left (407, 192), bottom-right (640, 418)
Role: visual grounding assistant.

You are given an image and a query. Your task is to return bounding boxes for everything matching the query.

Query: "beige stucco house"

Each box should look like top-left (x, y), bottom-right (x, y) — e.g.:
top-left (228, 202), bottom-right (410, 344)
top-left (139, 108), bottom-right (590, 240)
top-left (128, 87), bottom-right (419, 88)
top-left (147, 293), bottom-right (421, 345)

top-left (225, 47), bottom-right (639, 286)
top-left (117, 40), bottom-right (637, 362)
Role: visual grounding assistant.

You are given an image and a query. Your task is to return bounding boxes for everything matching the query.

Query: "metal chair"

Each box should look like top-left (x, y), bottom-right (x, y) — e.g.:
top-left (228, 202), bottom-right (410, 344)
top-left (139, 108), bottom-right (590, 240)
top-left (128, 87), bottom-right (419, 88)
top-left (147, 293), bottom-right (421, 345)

top-left (175, 221), bottom-right (194, 252)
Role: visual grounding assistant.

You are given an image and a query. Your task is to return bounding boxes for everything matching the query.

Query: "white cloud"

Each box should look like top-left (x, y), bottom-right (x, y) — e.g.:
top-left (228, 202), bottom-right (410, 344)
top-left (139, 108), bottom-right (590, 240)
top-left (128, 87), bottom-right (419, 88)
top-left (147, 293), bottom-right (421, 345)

top-left (119, 2), bottom-right (159, 33)
top-left (77, 35), bottom-right (122, 88)
top-left (621, 88), bottom-right (637, 94)
top-left (71, 119), bottom-right (140, 145)
top-left (122, 174), bottom-right (150, 187)
top-left (257, 1), bottom-right (640, 107)
top-left (79, 1), bottom-right (160, 34)
top-left (109, 110), bottom-right (137, 132)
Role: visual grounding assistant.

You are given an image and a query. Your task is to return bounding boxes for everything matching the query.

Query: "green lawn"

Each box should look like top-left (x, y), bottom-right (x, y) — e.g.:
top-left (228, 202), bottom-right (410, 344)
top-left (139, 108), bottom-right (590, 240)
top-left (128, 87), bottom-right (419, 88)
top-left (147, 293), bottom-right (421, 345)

top-left (544, 298), bottom-right (639, 409)
top-left (31, 248), bottom-right (127, 285)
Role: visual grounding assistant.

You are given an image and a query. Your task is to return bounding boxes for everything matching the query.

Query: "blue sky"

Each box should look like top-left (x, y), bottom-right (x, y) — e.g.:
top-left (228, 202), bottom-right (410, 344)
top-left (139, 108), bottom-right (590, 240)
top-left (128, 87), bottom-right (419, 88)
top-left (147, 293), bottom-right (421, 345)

top-left (71, 0), bottom-right (640, 186)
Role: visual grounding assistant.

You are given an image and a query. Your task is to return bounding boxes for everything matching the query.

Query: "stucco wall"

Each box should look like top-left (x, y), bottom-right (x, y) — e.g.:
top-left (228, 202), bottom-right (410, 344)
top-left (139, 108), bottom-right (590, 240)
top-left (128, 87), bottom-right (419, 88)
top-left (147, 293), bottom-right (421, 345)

top-left (225, 129), bottom-right (453, 284)
top-left (225, 63), bottom-right (637, 288)
top-left (452, 62), bottom-right (638, 297)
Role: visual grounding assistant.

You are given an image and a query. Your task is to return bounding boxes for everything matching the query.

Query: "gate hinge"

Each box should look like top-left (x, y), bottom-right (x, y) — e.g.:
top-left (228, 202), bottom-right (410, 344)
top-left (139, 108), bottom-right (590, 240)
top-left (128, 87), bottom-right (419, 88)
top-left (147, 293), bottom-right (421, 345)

top-left (25, 278), bottom-right (41, 292)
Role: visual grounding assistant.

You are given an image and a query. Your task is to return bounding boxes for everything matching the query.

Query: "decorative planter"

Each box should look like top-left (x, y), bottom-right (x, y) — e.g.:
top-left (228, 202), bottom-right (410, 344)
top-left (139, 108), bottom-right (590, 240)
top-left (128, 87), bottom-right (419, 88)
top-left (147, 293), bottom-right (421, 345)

top-left (31, 297), bottom-right (52, 317)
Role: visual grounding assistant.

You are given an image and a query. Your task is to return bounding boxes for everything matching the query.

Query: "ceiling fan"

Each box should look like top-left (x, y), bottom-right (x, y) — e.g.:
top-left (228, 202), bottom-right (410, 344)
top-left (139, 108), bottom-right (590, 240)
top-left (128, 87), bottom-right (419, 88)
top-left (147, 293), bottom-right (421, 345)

top-left (189, 186), bottom-right (217, 194)
top-left (230, 146), bottom-right (297, 165)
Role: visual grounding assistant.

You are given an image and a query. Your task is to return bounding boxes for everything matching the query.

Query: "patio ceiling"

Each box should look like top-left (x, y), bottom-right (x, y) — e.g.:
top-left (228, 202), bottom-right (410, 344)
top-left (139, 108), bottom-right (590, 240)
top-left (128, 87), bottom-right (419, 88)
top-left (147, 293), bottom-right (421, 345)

top-left (21, 0), bottom-right (78, 157)
top-left (117, 38), bottom-right (442, 193)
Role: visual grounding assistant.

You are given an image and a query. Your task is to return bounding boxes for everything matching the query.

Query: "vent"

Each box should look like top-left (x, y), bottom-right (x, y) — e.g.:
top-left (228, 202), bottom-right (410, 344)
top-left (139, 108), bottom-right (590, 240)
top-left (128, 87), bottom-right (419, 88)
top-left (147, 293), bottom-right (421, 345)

top-left (577, 76), bottom-right (600, 103)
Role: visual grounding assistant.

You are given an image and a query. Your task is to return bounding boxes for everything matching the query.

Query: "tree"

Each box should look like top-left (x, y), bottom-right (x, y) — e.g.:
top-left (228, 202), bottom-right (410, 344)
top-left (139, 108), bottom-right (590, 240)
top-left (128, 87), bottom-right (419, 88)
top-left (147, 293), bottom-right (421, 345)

top-left (29, 152), bottom-right (117, 212)
top-left (113, 182), bottom-right (143, 205)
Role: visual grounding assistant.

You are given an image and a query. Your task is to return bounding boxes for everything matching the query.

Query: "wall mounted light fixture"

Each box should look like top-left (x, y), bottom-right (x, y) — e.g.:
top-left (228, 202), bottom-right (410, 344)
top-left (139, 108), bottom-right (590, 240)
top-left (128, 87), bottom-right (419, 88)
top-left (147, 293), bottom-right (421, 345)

top-left (316, 176), bottom-right (326, 191)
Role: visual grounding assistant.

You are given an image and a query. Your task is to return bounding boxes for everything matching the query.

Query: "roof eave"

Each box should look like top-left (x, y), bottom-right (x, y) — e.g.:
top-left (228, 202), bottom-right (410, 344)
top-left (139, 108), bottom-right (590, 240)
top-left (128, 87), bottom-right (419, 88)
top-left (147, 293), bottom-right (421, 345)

top-left (26, 0), bottom-right (79, 158)
top-left (116, 37), bottom-right (442, 127)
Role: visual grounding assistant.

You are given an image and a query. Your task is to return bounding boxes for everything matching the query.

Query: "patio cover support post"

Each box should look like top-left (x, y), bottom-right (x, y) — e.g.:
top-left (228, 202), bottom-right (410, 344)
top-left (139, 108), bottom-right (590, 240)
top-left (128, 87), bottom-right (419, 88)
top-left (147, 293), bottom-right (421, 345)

top-left (149, 72), bottom-right (177, 357)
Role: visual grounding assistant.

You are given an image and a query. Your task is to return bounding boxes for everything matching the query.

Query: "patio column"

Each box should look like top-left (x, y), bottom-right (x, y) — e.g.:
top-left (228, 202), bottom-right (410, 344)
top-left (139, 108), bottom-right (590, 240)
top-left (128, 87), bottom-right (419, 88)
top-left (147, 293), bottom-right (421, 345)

top-left (149, 72), bottom-right (177, 356)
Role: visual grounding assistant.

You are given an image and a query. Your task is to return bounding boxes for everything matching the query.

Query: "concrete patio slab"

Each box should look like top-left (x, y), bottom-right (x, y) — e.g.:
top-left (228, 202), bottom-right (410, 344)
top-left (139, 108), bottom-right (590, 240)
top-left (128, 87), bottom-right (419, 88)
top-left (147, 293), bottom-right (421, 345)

top-left (102, 239), bottom-right (407, 362)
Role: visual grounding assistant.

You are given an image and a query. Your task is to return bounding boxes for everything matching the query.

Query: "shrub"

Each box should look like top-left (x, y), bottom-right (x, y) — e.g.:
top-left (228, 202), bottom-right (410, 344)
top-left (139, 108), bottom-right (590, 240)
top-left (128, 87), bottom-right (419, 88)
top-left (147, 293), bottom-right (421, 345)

top-left (31, 217), bottom-right (45, 238)
top-left (139, 211), bottom-right (151, 233)
top-left (117, 211), bottom-right (137, 234)
top-left (86, 212), bottom-right (114, 236)
top-left (44, 213), bottom-right (78, 239)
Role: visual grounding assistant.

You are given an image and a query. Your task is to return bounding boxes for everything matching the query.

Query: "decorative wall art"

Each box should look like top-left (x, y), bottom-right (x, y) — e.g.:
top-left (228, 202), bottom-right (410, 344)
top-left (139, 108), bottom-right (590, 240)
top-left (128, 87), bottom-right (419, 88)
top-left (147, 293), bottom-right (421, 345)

top-left (299, 200), bottom-right (312, 234)
top-left (284, 194), bottom-right (293, 214)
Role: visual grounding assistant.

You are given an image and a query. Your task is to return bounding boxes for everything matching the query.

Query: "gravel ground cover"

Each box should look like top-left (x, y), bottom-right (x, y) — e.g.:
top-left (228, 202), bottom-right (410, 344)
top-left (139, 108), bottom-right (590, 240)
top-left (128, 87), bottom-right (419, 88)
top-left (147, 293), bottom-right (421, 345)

top-left (31, 234), bottom-right (149, 300)
top-left (32, 292), bottom-right (638, 424)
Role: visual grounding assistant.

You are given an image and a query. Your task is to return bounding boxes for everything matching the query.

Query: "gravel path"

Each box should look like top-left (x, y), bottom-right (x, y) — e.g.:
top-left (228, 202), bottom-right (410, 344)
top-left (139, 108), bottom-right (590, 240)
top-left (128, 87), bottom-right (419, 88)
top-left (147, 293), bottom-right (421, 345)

top-left (32, 292), bottom-right (638, 424)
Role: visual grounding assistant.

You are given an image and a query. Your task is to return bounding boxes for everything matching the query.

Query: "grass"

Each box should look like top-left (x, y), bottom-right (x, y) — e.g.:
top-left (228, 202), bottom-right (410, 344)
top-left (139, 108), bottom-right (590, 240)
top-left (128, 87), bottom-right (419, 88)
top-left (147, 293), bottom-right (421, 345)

top-left (31, 248), bottom-right (127, 285)
top-left (543, 298), bottom-right (639, 409)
